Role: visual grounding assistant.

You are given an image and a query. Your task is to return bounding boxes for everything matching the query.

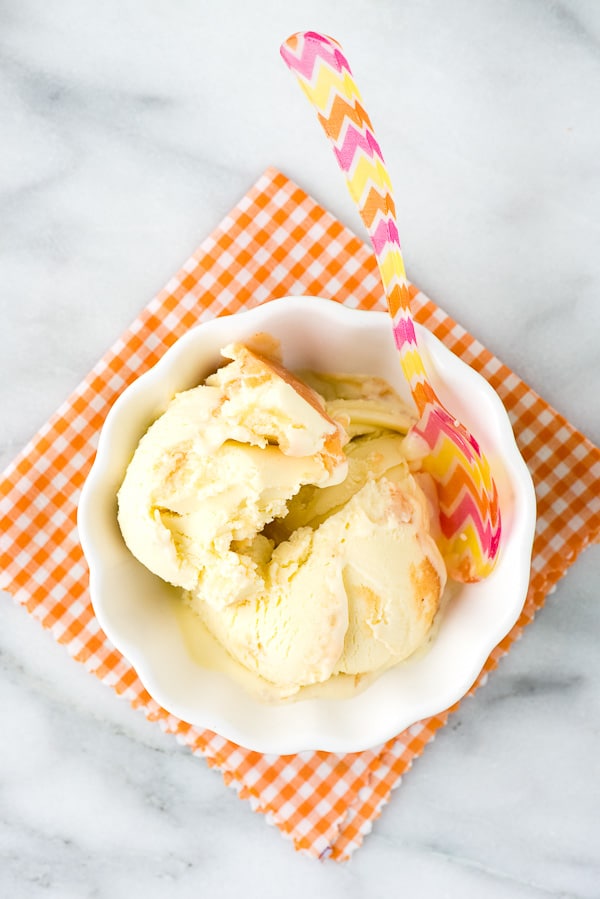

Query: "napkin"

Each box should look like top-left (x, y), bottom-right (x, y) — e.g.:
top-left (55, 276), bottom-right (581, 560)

top-left (1, 168), bottom-right (599, 861)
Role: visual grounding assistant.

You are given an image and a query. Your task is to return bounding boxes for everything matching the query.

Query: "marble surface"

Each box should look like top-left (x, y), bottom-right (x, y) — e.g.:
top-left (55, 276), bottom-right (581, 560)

top-left (1, 0), bottom-right (599, 895)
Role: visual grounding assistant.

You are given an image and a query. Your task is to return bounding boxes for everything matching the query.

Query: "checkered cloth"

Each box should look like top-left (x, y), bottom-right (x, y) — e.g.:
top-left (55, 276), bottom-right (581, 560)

top-left (2, 168), bottom-right (599, 860)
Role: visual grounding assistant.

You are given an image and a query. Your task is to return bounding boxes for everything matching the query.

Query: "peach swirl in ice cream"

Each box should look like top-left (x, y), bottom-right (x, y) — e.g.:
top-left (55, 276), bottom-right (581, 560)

top-left (117, 335), bottom-right (447, 701)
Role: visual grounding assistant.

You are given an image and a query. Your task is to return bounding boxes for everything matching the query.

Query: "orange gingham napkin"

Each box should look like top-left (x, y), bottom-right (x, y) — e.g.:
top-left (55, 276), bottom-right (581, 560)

top-left (2, 167), bottom-right (600, 861)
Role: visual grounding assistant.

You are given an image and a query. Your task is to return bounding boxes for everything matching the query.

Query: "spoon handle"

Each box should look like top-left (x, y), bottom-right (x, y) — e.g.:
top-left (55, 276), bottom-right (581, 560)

top-left (281, 31), bottom-right (436, 414)
top-left (282, 31), bottom-right (502, 582)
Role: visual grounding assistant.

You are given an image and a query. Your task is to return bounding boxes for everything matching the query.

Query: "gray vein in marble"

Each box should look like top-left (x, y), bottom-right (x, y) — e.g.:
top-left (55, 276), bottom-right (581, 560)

top-left (547, 0), bottom-right (600, 55)
top-left (0, 641), bottom-right (180, 760)
top-left (485, 672), bottom-right (585, 703)
top-left (0, 47), bottom-right (254, 187)
top-left (416, 840), bottom-right (592, 899)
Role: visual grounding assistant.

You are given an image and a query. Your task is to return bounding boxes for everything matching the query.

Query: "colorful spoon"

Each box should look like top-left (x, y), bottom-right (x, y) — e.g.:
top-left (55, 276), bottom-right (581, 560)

top-left (281, 31), bottom-right (501, 582)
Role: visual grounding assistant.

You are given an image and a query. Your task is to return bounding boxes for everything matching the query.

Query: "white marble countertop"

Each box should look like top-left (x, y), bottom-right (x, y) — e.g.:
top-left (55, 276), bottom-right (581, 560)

top-left (2, 1), bottom-right (599, 895)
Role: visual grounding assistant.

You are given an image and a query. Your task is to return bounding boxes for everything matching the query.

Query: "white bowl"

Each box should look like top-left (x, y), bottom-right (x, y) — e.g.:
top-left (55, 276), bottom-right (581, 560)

top-left (78, 296), bottom-right (536, 753)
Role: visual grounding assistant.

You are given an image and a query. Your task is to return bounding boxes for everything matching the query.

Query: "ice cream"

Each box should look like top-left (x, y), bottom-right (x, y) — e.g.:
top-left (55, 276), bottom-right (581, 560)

top-left (117, 337), bottom-right (447, 701)
top-left (117, 338), bottom-right (348, 601)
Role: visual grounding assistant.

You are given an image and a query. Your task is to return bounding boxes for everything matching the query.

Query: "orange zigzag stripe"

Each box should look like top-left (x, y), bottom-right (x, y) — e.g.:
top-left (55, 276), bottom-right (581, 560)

top-left (387, 283), bottom-right (413, 318)
top-left (318, 95), bottom-right (373, 142)
top-left (362, 185), bottom-right (396, 229)
top-left (439, 464), bottom-right (493, 520)
top-left (410, 381), bottom-right (437, 412)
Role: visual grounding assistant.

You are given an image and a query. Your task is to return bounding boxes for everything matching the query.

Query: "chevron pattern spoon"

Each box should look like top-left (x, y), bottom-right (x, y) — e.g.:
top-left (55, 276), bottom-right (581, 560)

top-left (281, 31), bottom-right (501, 582)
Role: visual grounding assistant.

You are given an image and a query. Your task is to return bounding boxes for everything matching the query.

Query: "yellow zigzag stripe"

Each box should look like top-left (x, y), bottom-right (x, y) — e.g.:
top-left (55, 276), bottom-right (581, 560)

top-left (399, 347), bottom-right (428, 383)
top-left (444, 523), bottom-right (492, 571)
top-left (378, 245), bottom-right (406, 287)
top-left (423, 436), bottom-right (468, 479)
top-left (347, 155), bottom-right (393, 207)
top-left (299, 65), bottom-right (362, 115)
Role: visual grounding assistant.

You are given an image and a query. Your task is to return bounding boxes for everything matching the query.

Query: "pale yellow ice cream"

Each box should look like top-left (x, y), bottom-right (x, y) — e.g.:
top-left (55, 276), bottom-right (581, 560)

top-left (117, 339), bottom-right (348, 602)
top-left (117, 338), bottom-right (447, 701)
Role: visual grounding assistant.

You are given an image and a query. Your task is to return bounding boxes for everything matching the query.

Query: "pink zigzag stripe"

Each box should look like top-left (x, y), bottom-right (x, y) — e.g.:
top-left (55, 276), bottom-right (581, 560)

top-left (415, 407), bottom-right (482, 460)
top-left (371, 217), bottom-right (399, 255)
top-left (334, 124), bottom-right (383, 171)
top-left (440, 493), bottom-right (502, 554)
top-left (392, 314), bottom-right (418, 349)
top-left (280, 32), bottom-right (349, 82)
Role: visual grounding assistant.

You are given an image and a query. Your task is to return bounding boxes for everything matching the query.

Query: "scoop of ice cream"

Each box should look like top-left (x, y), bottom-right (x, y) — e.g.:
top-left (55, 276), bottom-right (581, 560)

top-left (188, 469), bottom-right (445, 696)
top-left (118, 338), bottom-right (447, 701)
top-left (117, 341), bottom-right (348, 601)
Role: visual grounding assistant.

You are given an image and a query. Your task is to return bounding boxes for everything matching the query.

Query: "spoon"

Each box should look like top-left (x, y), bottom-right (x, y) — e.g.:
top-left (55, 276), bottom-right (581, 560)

top-left (280, 31), bottom-right (501, 582)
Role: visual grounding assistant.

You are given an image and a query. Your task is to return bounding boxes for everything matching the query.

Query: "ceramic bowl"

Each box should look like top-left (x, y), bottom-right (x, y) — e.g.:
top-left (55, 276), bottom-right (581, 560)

top-left (78, 296), bottom-right (536, 753)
